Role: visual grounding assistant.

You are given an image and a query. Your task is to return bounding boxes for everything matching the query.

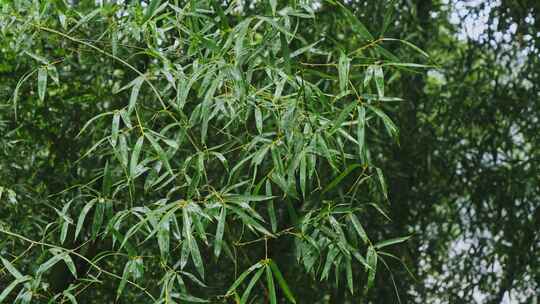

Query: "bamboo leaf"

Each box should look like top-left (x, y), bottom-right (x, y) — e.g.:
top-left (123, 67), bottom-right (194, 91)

top-left (269, 260), bottom-right (296, 303)
top-left (128, 76), bottom-right (144, 114)
top-left (348, 213), bottom-right (369, 244)
top-left (366, 246), bottom-right (377, 292)
top-left (1, 258), bottom-right (23, 279)
top-left (157, 217), bottom-right (170, 260)
top-left (381, 38), bottom-right (430, 58)
top-left (214, 206), bottom-right (226, 258)
top-left (346, 256), bottom-right (354, 294)
top-left (145, 133), bottom-right (174, 176)
top-left (375, 167), bottom-right (388, 200)
top-left (240, 267), bottom-right (264, 304)
top-left (111, 111), bottom-right (120, 147)
top-left (37, 67), bottom-right (47, 102)
top-left (91, 200), bottom-right (105, 239)
top-left (266, 265), bottom-right (277, 304)
top-left (226, 262), bottom-right (263, 295)
top-left (266, 181), bottom-right (277, 232)
top-left (0, 276), bottom-right (31, 303)
top-left (255, 106), bottom-right (263, 134)
top-left (130, 136), bottom-right (144, 178)
top-left (37, 254), bottom-right (63, 275)
top-left (374, 65), bottom-right (384, 97)
top-left (338, 52), bottom-right (350, 92)
top-left (374, 235), bottom-right (412, 249)
top-left (329, 102), bottom-right (357, 135)
top-left (322, 164), bottom-right (362, 194)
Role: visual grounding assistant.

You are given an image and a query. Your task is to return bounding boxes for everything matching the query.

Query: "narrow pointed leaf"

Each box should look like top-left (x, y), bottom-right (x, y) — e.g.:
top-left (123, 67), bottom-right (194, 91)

top-left (214, 206), bottom-right (226, 258)
top-left (269, 260), bottom-right (296, 303)
top-left (374, 235), bottom-right (412, 249)
top-left (37, 67), bottom-right (47, 102)
top-left (266, 265), bottom-right (277, 304)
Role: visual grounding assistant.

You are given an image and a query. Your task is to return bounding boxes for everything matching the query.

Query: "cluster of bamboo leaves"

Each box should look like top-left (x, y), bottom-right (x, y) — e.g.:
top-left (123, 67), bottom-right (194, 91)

top-left (0, 0), bottom-right (425, 302)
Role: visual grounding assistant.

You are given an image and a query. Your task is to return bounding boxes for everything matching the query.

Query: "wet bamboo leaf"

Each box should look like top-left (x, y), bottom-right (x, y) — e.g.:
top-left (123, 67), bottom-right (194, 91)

top-left (266, 265), bottom-right (277, 304)
top-left (1, 258), bottom-right (23, 279)
top-left (0, 276), bottom-right (31, 303)
top-left (226, 262), bottom-right (263, 295)
top-left (269, 260), bottom-right (296, 303)
top-left (37, 67), bottom-right (47, 102)
top-left (240, 267), bottom-right (264, 304)
top-left (374, 235), bottom-right (412, 249)
top-left (214, 206), bottom-right (226, 258)
top-left (338, 52), bottom-right (350, 92)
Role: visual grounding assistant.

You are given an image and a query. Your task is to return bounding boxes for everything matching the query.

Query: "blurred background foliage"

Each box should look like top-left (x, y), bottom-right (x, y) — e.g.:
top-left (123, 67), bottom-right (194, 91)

top-left (0, 0), bottom-right (539, 303)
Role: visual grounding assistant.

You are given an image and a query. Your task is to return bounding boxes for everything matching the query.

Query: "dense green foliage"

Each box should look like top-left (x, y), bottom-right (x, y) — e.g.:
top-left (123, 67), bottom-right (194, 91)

top-left (0, 1), bottom-right (424, 303)
top-left (1, 0), bottom-right (539, 303)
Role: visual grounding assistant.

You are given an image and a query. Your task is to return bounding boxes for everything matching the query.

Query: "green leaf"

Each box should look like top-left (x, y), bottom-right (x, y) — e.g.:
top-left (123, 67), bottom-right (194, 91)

top-left (227, 205), bottom-right (272, 236)
top-left (130, 136), bottom-right (144, 178)
top-left (337, 2), bottom-right (373, 41)
top-left (266, 265), bottom-right (277, 304)
top-left (338, 52), bottom-right (350, 92)
top-left (68, 8), bottom-right (100, 34)
top-left (111, 111), bottom-right (120, 147)
top-left (157, 217), bottom-right (170, 260)
top-left (102, 161), bottom-right (113, 197)
top-left (116, 261), bottom-right (131, 300)
top-left (266, 181), bottom-right (277, 232)
top-left (374, 235), bottom-right (412, 249)
top-left (322, 164), bottom-right (362, 194)
top-left (381, 38), bottom-right (430, 58)
top-left (189, 238), bottom-right (204, 279)
top-left (63, 291), bottom-right (78, 304)
top-left (61, 254), bottom-right (77, 278)
top-left (37, 67), bottom-right (47, 102)
top-left (240, 267), bottom-right (264, 304)
top-left (128, 76), bottom-right (144, 114)
top-left (145, 133), bottom-right (173, 176)
top-left (214, 206), bottom-right (226, 258)
top-left (346, 256), bottom-right (354, 294)
top-left (226, 262), bottom-right (262, 295)
top-left (76, 111), bottom-right (114, 138)
top-left (172, 293), bottom-right (209, 303)
top-left (270, 0), bottom-right (277, 15)
top-left (255, 107), bottom-right (263, 134)
top-left (0, 276), bottom-right (31, 303)
top-left (235, 18), bottom-right (252, 63)
top-left (365, 246), bottom-right (377, 292)
top-left (269, 260), bottom-right (296, 303)
top-left (1, 258), bottom-right (23, 279)
top-left (329, 102), bottom-right (357, 135)
top-left (60, 218), bottom-right (69, 245)
top-left (37, 254), bottom-right (63, 275)
top-left (91, 199), bottom-right (105, 239)
top-left (280, 32), bottom-right (291, 73)
top-left (382, 62), bottom-right (433, 68)
top-left (374, 65), bottom-right (384, 97)
top-left (144, 0), bottom-right (161, 20)
top-left (367, 105), bottom-right (398, 138)
top-left (357, 106), bottom-right (366, 161)
top-left (24, 51), bottom-right (49, 64)
top-left (348, 213), bottom-right (369, 244)
top-left (375, 167), bottom-right (388, 200)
